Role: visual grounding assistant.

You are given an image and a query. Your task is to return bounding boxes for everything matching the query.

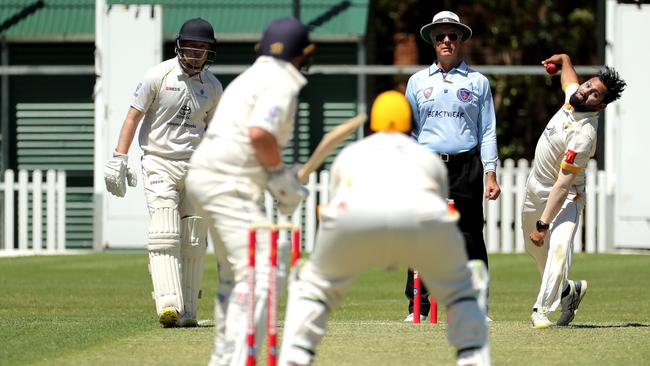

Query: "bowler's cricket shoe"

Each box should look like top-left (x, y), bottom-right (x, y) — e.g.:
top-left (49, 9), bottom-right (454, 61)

top-left (403, 313), bottom-right (428, 322)
top-left (557, 280), bottom-right (588, 326)
top-left (530, 311), bottom-right (552, 329)
top-left (159, 307), bottom-right (180, 328)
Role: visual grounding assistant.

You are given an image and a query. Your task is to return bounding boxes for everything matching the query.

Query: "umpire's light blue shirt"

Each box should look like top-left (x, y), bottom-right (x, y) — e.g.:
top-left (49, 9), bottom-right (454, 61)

top-left (406, 61), bottom-right (498, 172)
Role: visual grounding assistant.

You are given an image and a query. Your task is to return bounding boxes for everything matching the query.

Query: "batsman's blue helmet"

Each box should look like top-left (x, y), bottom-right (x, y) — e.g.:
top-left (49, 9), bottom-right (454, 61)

top-left (258, 17), bottom-right (315, 61)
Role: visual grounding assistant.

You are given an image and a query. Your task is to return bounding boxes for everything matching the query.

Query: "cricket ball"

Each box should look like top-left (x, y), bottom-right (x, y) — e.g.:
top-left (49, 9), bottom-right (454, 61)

top-left (545, 63), bottom-right (558, 75)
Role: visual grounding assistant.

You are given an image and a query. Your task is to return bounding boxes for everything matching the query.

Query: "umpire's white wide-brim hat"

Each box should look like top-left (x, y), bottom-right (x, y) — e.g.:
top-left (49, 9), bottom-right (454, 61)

top-left (420, 11), bottom-right (472, 43)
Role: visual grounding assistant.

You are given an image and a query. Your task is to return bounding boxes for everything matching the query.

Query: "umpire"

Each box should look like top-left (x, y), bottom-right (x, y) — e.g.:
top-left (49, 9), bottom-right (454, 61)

top-left (402, 10), bottom-right (501, 322)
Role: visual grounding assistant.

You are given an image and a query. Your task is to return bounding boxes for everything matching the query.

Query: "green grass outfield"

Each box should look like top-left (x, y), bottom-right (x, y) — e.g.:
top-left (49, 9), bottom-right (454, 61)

top-left (1, 253), bottom-right (649, 365)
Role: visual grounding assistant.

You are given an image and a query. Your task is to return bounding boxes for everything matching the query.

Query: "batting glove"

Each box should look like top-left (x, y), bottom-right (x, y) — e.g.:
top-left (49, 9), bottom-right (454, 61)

top-left (104, 151), bottom-right (138, 197)
top-left (267, 165), bottom-right (308, 215)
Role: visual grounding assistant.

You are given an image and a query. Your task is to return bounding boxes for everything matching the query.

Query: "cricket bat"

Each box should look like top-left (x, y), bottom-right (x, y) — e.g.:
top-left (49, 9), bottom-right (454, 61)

top-left (297, 113), bottom-right (367, 183)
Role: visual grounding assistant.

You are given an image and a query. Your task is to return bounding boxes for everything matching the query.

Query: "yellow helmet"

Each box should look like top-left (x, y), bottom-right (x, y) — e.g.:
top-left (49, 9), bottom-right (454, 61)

top-left (370, 91), bottom-right (412, 133)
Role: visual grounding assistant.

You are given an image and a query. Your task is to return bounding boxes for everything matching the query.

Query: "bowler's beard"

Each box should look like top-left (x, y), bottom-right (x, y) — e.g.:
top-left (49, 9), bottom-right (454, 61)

top-left (569, 92), bottom-right (596, 112)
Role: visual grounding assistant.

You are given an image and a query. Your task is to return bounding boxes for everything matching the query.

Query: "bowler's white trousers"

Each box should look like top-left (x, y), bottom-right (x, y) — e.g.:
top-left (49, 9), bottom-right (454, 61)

top-left (522, 173), bottom-right (585, 312)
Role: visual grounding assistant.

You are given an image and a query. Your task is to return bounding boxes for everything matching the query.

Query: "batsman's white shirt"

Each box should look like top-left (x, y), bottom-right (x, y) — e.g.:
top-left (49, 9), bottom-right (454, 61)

top-left (191, 56), bottom-right (306, 203)
top-left (132, 58), bottom-right (223, 160)
top-left (522, 83), bottom-right (599, 312)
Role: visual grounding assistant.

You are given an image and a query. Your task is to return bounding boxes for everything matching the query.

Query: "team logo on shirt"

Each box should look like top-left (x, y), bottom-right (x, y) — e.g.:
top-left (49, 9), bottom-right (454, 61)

top-left (423, 87), bottom-right (433, 99)
top-left (165, 86), bottom-right (181, 92)
top-left (456, 88), bottom-right (472, 103)
top-left (134, 82), bottom-right (142, 97)
top-left (176, 104), bottom-right (192, 119)
top-left (564, 149), bottom-right (577, 164)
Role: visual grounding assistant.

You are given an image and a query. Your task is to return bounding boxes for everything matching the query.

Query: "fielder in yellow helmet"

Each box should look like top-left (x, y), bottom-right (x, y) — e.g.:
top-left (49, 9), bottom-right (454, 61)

top-left (279, 90), bottom-right (490, 366)
top-left (370, 90), bottom-right (412, 133)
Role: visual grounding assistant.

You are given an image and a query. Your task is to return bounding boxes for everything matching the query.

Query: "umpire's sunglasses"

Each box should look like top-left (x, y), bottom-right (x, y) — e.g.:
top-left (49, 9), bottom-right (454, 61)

top-left (434, 32), bottom-right (460, 42)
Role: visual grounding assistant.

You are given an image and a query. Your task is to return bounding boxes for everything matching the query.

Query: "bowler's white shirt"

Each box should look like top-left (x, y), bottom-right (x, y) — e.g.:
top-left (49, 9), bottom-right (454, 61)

top-left (531, 83), bottom-right (599, 188)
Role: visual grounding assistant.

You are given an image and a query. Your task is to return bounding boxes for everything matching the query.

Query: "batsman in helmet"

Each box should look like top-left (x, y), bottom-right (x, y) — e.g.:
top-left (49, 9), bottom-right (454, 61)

top-left (278, 91), bottom-right (491, 366)
top-left (185, 17), bottom-right (314, 365)
top-left (104, 18), bottom-right (223, 327)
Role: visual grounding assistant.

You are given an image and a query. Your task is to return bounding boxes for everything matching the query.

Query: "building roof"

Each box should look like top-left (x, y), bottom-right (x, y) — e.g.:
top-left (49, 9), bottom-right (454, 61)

top-left (0, 0), bottom-right (368, 42)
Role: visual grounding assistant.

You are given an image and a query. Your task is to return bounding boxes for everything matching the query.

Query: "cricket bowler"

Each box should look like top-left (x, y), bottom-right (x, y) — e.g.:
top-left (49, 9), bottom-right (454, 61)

top-left (524, 54), bottom-right (625, 329)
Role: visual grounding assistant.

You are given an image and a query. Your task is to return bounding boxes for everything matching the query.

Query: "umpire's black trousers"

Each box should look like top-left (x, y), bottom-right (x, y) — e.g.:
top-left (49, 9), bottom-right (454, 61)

top-left (404, 147), bottom-right (487, 316)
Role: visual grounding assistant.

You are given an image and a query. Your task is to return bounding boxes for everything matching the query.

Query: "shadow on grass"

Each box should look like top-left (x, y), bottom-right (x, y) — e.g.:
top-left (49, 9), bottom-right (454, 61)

top-left (570, 323), bottom-right (650, 329)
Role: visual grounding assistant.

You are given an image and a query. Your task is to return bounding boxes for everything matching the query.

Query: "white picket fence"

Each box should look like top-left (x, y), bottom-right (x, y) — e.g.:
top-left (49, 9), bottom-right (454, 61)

top-left (1, 169), bottom-right (67, 255)
top-left (2, 159), bottom-right (608, 256)
top-left (278, 158), bottom-right (608, 254)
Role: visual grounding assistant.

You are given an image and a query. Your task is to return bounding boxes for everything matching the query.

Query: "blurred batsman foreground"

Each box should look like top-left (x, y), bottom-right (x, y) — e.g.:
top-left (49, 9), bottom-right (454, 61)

top-left (278, 91), bottom-right (490, 366)
top-left (185, 17), bottom-right (315, 366)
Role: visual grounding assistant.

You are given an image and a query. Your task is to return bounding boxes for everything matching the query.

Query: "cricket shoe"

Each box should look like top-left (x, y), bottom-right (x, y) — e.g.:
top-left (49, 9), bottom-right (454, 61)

top-left (457, 346), bottom-right (490, 366)
top-left (557, 280), bottom-right (588, 326)
top-left (530, 311), bottom-right (552, 329)
top-left (159, 307), bottom-right (180, 328)
top-left (403, 313), bottom-right (428, 322)
top-left (178, 314), bottom-right (198, 327)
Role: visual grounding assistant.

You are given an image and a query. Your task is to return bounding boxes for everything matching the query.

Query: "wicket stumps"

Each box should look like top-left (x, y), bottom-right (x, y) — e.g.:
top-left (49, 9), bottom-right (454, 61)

top-left (413, 270), bottom-right (438, 324)
top-left (412, 199), bottom-right (457, 325)
top-left (247, 222), bottom-right (301, 366)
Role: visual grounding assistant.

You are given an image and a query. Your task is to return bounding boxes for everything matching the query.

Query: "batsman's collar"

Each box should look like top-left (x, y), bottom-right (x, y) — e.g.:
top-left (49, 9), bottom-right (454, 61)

top-left (420, 11), bottom-right (472, 43)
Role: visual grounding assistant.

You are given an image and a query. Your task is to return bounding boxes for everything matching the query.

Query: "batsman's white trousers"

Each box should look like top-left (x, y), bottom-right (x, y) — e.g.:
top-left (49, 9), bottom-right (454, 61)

top-left (141, 154), bottom-right (208, 321)
top-left (279, 196), bottom-right (487, 366)
top-left (185, 167), bottom-right (290, 366)
top-left (522, 174), bottom-right (584, 312)
top-left (141, 154), bottom-right (199, 216)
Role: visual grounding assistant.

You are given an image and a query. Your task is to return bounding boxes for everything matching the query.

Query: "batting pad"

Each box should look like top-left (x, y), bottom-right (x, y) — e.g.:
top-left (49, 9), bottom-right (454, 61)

top-left (147, 207), bottom-right (183, 316)
top-left (180, 216), bottom-right (208, 323)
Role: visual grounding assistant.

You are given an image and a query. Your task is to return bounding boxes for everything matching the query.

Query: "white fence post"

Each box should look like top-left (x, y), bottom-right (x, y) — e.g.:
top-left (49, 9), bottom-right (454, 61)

top-left (1, 169), bottom-right (67, 256)
top-left (597, 170), bottom-right (608, 253)
top-left (18, 170), bottom-right (29, 252)
top-left (32, 170), bottom-right (43, 253)
top-left (585, 161), bottom-right (597, 253)
top-left (3, 170), bottom-right (15, 253)
top-left (304, 172), bottom-right (318, 252)
top-left (486, 190), bottom-right (500, 253)
top-left (46, 170), bottom-right (56, 252)
top-left (56, 171), bottom-right (66, 252)
top-left (514, 159), bottom-right (529, 253)
top-left (500, 159), bottom-right (515, 253)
